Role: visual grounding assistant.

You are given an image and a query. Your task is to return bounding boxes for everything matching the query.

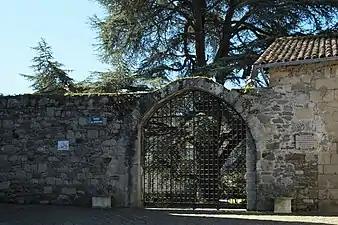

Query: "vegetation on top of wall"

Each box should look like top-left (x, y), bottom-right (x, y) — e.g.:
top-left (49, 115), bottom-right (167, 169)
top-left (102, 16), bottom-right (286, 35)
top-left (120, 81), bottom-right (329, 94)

top-left (64, 92), bottom-right (146, 97)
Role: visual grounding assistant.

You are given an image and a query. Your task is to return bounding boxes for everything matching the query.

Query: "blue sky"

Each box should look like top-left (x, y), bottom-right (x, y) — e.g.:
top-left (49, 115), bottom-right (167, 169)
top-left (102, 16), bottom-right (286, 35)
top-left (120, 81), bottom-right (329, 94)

top-left (0, 0), bottom-right (109, 95)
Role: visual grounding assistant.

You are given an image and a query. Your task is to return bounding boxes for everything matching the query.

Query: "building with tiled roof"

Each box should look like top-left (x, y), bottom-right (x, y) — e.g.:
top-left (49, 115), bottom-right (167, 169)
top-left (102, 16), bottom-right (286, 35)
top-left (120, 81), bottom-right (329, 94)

top-left (254, 34), bottom-right (338, 69)
top-left (249, 33), bottom-right (338, 213)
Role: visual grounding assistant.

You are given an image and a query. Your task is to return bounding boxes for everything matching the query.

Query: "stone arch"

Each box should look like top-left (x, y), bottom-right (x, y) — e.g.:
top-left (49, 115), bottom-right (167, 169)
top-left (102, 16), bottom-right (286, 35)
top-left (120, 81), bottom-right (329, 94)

top-left (130, 78), bottom-right (266, 210)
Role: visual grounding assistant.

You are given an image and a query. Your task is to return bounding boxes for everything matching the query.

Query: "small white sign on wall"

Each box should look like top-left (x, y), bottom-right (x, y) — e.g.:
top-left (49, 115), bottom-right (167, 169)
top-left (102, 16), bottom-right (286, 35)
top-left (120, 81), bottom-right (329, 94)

top-left (57, 140), bottom-right (69, 151)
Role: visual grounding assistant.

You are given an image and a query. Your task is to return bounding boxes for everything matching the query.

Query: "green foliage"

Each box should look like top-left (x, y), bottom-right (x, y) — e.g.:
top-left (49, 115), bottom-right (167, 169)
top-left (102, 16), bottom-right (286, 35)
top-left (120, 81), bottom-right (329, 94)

top-left (242, 80), bottom-right (255, 93)
top-left (91, 0), bottom-right (338, 87)
top-left (75, 61), bottom-right (136, 93)
top-left (21, 38), bottom-right (76, 94)
top-left (76, 59), bottom-right (167, 93)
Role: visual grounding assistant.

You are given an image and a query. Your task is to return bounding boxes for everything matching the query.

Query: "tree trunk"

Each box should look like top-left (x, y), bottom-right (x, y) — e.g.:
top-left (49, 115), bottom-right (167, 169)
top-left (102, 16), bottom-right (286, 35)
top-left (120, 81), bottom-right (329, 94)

top-left (192, 0), bottom-right (207, 68)
top-left (214, 5), bottom-right (235, 84)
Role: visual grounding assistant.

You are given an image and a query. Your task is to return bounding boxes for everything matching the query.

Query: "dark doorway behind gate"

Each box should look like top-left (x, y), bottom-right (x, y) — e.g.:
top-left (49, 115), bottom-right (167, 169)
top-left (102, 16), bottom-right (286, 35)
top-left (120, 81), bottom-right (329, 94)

top-left (141, 90), bottom-right (248, 208)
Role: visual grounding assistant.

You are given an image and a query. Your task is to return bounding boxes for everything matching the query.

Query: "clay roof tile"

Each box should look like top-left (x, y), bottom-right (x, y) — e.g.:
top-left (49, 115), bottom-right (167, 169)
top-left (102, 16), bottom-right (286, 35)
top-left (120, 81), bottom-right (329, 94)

top-left (254, 34), bottom-right (338, 66)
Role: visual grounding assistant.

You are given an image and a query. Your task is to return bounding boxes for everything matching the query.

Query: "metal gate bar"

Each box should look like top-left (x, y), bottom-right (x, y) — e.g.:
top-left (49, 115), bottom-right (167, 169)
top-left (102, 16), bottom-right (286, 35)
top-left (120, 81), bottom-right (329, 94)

top-left (143, 90), bottom-right (247, 208)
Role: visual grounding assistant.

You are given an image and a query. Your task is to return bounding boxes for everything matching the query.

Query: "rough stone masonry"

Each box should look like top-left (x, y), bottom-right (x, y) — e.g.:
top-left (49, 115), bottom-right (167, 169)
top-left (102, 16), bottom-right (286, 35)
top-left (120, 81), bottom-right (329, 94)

top-left (268, 62), bottom-right (338, 212)
top-left (0, 93), bottom-right (144, 207)
top-left (0, 73), bottom-right (337, 212)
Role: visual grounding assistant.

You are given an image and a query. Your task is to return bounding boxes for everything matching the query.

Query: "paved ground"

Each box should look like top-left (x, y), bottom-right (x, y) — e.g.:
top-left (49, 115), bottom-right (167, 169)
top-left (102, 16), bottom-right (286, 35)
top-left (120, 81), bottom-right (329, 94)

top-left (1, 204), bottom-right (338, 225)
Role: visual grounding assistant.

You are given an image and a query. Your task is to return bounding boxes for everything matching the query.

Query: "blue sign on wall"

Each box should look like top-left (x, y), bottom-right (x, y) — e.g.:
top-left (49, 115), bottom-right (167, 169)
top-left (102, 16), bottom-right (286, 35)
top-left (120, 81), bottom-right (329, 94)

top-left (89, 117), bottom-right (104, 124)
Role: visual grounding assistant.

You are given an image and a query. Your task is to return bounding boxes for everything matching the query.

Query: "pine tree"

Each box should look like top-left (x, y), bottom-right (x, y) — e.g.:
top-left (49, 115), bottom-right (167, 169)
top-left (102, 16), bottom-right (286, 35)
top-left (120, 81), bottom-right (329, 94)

top-left (21, 38), bottom-right (76, 94)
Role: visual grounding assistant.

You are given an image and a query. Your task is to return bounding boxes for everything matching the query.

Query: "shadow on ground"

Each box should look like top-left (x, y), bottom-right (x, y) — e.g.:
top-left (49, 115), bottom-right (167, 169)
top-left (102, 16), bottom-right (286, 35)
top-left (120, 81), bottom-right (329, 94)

top-left (1, 204), bottom-right (338, 225)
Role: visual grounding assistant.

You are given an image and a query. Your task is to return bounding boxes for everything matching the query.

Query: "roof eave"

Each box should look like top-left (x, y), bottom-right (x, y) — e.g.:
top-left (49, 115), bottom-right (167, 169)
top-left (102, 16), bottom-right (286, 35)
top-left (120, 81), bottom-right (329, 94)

top-left (253, 56), bottom-right (338, 69)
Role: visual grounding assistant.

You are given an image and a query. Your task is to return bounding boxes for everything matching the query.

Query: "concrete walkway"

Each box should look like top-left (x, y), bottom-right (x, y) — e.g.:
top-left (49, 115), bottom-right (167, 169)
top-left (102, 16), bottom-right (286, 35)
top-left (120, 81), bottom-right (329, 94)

top-left (1, 204), bottom-right (338, 225)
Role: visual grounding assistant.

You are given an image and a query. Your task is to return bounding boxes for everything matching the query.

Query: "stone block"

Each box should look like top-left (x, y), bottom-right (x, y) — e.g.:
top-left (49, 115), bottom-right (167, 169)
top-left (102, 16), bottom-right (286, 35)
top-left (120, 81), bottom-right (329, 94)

top-left (332, 111), bottom-right (338, 122)
top-left (285, 153), bottom-right (305, 162)
top-left (46, 107), bottom-right (55, 117)
top-left (29, 164), bottom-right (37, 173)
top-left (55, 195), bottom-right (71, 205)
top-left (324, 165), bottom-right (338, 174)
top-left (40, 200), bottom-right (50, 205)
top-left (305, 154), bottom-right (317, 162)
top-left (319, 189), bottom-right (328, 200)
top-left (246, 180), bottom-right (256, 191)
top-left (57, 167), bottom-right (69, 173)
top-left (113, 190), bottom-right (128, 207)
top-left (112, 123), bottom-right (121, 134)
top-left (102, 139), bottom-right (117, 146)
top-left (55, 178), bottom-right (63, 185)
top-left (295, 170), bottom-right (304, 175)
top-left (2, 145), bottom-right (14, 153)
top-left (66, 130), bottom-right (75, 140)
top-left (327, 100), bottom-right (338, 108)
top-left (261, 175), bottom-right (274, 183)
top-left (335, 66), bottom-right (338, 76)
top-left (256, 115), bottom-right (270, 124)
top-left (87, 130), bottom-right (98, 139)
top-left (295, 107), bottom-right (313, 120)
top-left (60, 173), bottom-right (67, 180)
top-left (316, 78), bottom-right (338, 89)
top-left (46, 177), bottom-right (55, 185)
top-left (13, 170), bottom-right (26, 180)
top-left (331, 154), bottom-right (338, 164)
top-left (29, 179), bottom-right (39, 184)
top-left (334, 90), bottom-right (338, 100)
top-left (78, 117), bottom-right (87, 126)
top-left (38, 164), bottom-right (48, 172)
top-left (270, 71), bottom-right (289, 79)
top-left (329, 189), bottom-right (338, 200)
top-left (8, 155), bottom-right (17, 162)
top-left (62, 187), bottom-right (77, 195)
top-left (294, 93), bottom-right (309, 104)
top-left (44, 186), bottom-right (53, 194)
top-left (319, 153), bottom-right (331, 165)
top-left (303, 199), bottom-right (314, 204)
top-left (319, 165), bottom-right (324, 174)
top-left (2, 120), bottom-right (14, 129)
top-left (310, 90), bottom-right (322, 102)
top-left (92, 196), bottom-right (111, 208)
top-left (327, 122), bottom-right (338, 136)
top-left (246, 168), bottom-right (256, 180)
top-left (291, 82), bottom-right (307, 91)
top-left (0, 181), bottom-right (10, 190)
top-left (331, 143), bottom-right (338, 153)
top-left (323, 90), bottom-right (335, 102)
top-left (319, 175), bottom-right (338, 188)
top-left (319, 200), bottom-right (338, 212)
top-left (90, 179), bottom-right (99, 186)
top-left (48, 156), bottom-right (59, 162)
top-left (256, 198), bottom-right (274, 211)
top-left (106, 156), bottom-right (126, 175)
top-left (0, 155), bottom-right (7, 163)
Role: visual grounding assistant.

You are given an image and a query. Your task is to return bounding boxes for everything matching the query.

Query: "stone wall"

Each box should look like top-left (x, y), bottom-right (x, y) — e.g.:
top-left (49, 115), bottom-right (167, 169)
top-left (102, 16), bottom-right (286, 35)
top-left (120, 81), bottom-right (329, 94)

top-left (1, 74), bottom-right (337, 212)
top-left (266, 62), bottom-right (338, 212)
top-left (0, 79), bottom-right (264, 209)
top-left (0, 94), bottom-right (144, 206)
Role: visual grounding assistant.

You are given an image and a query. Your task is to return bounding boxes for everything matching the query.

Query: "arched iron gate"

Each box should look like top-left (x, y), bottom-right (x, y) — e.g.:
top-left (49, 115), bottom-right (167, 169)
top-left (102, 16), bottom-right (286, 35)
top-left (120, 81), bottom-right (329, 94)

top-left (142, 90), bottom-right (248, 208)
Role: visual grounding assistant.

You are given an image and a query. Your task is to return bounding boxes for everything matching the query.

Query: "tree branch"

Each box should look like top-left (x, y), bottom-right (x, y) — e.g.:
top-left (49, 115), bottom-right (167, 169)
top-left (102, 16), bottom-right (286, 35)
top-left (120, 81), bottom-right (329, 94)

top-left (215, 3), bottom-right (235, 60)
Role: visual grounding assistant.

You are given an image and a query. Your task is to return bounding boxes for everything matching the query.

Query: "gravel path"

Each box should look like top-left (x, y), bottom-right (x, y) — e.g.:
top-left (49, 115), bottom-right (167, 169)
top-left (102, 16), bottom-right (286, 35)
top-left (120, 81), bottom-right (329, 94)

top-left (1, 204), bottom-right (338, 225)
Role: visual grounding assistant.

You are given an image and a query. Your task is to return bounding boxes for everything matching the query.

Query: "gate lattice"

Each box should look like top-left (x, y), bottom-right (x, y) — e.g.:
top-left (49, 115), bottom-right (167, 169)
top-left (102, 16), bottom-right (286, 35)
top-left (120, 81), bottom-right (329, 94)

top-left (142, 90), bottom-right (247, 208)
